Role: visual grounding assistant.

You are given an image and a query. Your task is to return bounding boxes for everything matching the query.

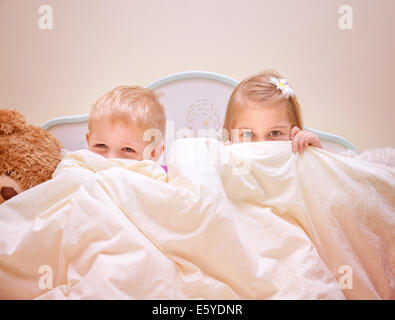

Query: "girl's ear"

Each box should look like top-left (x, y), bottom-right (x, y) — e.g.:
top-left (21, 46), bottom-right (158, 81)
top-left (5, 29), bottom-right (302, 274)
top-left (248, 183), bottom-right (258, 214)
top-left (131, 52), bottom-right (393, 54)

top-left (86, 132), bottom-right (89, 143)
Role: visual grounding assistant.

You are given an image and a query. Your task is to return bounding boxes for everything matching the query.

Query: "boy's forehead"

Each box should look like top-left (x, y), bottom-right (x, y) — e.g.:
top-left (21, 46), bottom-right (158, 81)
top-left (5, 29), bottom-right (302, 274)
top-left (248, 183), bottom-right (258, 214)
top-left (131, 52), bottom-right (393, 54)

top-left (92, 118), bottom-right (141, 131)
top-left (90, 119), bottom-right (144, 138)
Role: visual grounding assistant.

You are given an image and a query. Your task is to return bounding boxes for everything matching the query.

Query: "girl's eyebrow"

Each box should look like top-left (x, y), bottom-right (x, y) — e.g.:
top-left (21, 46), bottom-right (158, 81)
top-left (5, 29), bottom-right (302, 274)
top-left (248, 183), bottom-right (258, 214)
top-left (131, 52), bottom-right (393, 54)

top-left (268, 125), bottom-right (288, 130)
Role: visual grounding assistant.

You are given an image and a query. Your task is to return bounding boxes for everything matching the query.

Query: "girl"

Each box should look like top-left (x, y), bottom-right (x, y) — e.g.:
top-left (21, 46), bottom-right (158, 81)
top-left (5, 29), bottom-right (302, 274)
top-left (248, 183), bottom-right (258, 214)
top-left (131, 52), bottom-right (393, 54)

top-left (223, 69), bottom-right (322, 153)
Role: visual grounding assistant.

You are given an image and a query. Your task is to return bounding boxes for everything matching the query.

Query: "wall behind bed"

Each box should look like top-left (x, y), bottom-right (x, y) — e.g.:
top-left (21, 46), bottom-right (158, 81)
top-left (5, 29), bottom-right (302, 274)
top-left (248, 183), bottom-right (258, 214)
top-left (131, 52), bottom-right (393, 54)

top-left (0, 0), bottom-right (394, 152)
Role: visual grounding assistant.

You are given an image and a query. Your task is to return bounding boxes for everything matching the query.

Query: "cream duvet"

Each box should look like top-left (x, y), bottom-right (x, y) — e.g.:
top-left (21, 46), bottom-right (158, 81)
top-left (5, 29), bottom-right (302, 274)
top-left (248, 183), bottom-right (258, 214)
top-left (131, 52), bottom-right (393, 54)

top-left (0, 139), bottom-right (394, 299)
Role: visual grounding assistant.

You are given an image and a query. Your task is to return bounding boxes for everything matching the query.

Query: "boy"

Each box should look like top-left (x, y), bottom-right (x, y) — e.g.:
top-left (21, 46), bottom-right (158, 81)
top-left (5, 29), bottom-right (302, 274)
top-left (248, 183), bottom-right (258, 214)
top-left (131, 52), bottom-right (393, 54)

top-left (86, 85), bottom-right (166, 161)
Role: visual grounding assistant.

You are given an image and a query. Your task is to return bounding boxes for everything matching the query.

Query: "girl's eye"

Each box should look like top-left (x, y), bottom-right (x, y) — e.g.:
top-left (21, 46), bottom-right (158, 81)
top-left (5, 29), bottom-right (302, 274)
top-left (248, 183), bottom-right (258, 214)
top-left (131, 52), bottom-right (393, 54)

top-left (242, 130), bottom-right (254, 137)
top-left (269, 130), bottom-right (281, 137)
top-left (122, 147), bottom-right (135, 153)
top-left (95, 144), bottom-right (107, 149)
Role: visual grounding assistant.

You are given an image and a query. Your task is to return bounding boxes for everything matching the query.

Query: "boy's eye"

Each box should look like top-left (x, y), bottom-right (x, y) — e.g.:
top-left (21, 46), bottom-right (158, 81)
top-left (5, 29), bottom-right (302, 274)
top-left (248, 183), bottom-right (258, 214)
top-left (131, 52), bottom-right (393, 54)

top-left (122, 147), bottom-right (136, 153)
top-left (94, 144), bottom-right (107, 149)
top-left (269, 130), bottom-right (281, 137)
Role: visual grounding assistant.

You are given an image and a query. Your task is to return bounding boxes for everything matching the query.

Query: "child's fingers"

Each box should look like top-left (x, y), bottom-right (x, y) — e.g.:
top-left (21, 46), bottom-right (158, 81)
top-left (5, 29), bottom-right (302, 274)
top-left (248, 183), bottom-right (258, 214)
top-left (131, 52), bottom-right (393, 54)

top-left (304, 138), bottom-right (309, 152)
top-left (293, 132), bottom-right (323, 153)
top-left (292, 136), bottom-right (298, 152)
top-left (298, 136), bottom-right (306, 153)
top-left (289, 126), bottom-right (300, 140)
top-left (308, 136), bottom-right (322, 148)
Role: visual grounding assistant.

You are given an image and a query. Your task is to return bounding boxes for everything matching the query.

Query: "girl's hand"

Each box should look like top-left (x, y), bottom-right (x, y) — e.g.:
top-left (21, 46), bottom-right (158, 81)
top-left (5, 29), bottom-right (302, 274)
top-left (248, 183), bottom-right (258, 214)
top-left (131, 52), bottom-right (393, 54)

top-left (290, 126), bottom-right (322, 153)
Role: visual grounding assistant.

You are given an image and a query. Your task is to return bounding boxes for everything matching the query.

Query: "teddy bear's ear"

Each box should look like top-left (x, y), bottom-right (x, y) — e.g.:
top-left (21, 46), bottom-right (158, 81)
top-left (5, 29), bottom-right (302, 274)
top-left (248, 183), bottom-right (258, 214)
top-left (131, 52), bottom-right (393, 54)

top-left (0, 109), bottom-right (26, 135)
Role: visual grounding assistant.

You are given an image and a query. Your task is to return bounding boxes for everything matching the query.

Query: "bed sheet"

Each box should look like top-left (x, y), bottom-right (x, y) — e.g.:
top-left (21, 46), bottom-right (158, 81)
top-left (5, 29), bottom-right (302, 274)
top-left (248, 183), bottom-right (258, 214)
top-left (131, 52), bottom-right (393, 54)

top-left (0, 139), bottom-right (393, 299)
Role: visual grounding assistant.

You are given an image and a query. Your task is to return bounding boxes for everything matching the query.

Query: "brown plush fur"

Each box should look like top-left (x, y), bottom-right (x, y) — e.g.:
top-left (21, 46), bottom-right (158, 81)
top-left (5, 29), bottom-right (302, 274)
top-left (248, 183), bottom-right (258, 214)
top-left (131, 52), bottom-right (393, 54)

top-left (0, 109), bottom-right (63, 204)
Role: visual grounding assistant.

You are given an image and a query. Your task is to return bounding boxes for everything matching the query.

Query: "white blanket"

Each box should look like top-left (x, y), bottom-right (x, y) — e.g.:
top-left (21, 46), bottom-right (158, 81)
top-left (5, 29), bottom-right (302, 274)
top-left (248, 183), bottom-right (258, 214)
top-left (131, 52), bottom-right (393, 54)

top-left (0, 139), bottom-right (394, 299)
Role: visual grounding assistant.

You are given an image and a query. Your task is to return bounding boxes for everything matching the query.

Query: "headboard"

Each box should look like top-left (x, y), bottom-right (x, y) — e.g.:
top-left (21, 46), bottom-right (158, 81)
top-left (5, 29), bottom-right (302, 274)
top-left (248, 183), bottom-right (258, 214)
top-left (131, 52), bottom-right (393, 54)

top-left (41, 71), bottom-right (357, 153)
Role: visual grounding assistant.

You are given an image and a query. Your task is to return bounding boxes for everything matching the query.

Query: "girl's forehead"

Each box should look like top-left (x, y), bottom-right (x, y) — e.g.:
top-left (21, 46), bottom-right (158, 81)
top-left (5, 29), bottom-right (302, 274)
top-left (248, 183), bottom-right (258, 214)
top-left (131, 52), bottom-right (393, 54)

top-left (233, 104), bottom-right (292, 128)
top-left (237, 102), bottom-right (289, 117)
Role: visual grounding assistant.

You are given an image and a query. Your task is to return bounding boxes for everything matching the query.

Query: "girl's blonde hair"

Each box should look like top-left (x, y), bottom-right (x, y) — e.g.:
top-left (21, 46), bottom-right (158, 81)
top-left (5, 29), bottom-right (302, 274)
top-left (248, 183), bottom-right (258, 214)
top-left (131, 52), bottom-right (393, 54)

top-left (223, 70), bottom-right (303, 132)
top-left (88, 85), bottom-right (166, 135)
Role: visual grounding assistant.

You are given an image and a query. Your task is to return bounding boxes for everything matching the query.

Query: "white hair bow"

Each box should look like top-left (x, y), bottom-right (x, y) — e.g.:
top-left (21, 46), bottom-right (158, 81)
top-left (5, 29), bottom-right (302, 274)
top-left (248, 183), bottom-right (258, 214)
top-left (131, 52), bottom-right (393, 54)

top-left (269, 77), bottom-right (295, 98)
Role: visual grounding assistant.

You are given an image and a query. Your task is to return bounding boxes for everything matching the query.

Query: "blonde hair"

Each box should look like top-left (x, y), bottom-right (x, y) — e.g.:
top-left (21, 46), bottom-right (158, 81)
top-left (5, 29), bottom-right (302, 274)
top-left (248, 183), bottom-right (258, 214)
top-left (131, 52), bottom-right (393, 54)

top-left (88, 85), bottom-right (166, 135)
top-left (223, 70), bottom-right (302, 132)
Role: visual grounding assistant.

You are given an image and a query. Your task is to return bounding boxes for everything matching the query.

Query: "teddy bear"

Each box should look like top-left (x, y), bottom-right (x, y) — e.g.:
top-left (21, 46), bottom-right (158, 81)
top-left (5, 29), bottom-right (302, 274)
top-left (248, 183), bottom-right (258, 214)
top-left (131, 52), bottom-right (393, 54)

top-left (0, 109), bottom-right (63, 205)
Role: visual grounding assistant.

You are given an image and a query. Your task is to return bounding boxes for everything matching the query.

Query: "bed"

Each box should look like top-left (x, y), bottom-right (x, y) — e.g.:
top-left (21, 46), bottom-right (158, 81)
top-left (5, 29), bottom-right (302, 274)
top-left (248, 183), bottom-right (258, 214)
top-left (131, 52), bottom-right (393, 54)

top-left (1, 72), bottom-right (394, 300)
